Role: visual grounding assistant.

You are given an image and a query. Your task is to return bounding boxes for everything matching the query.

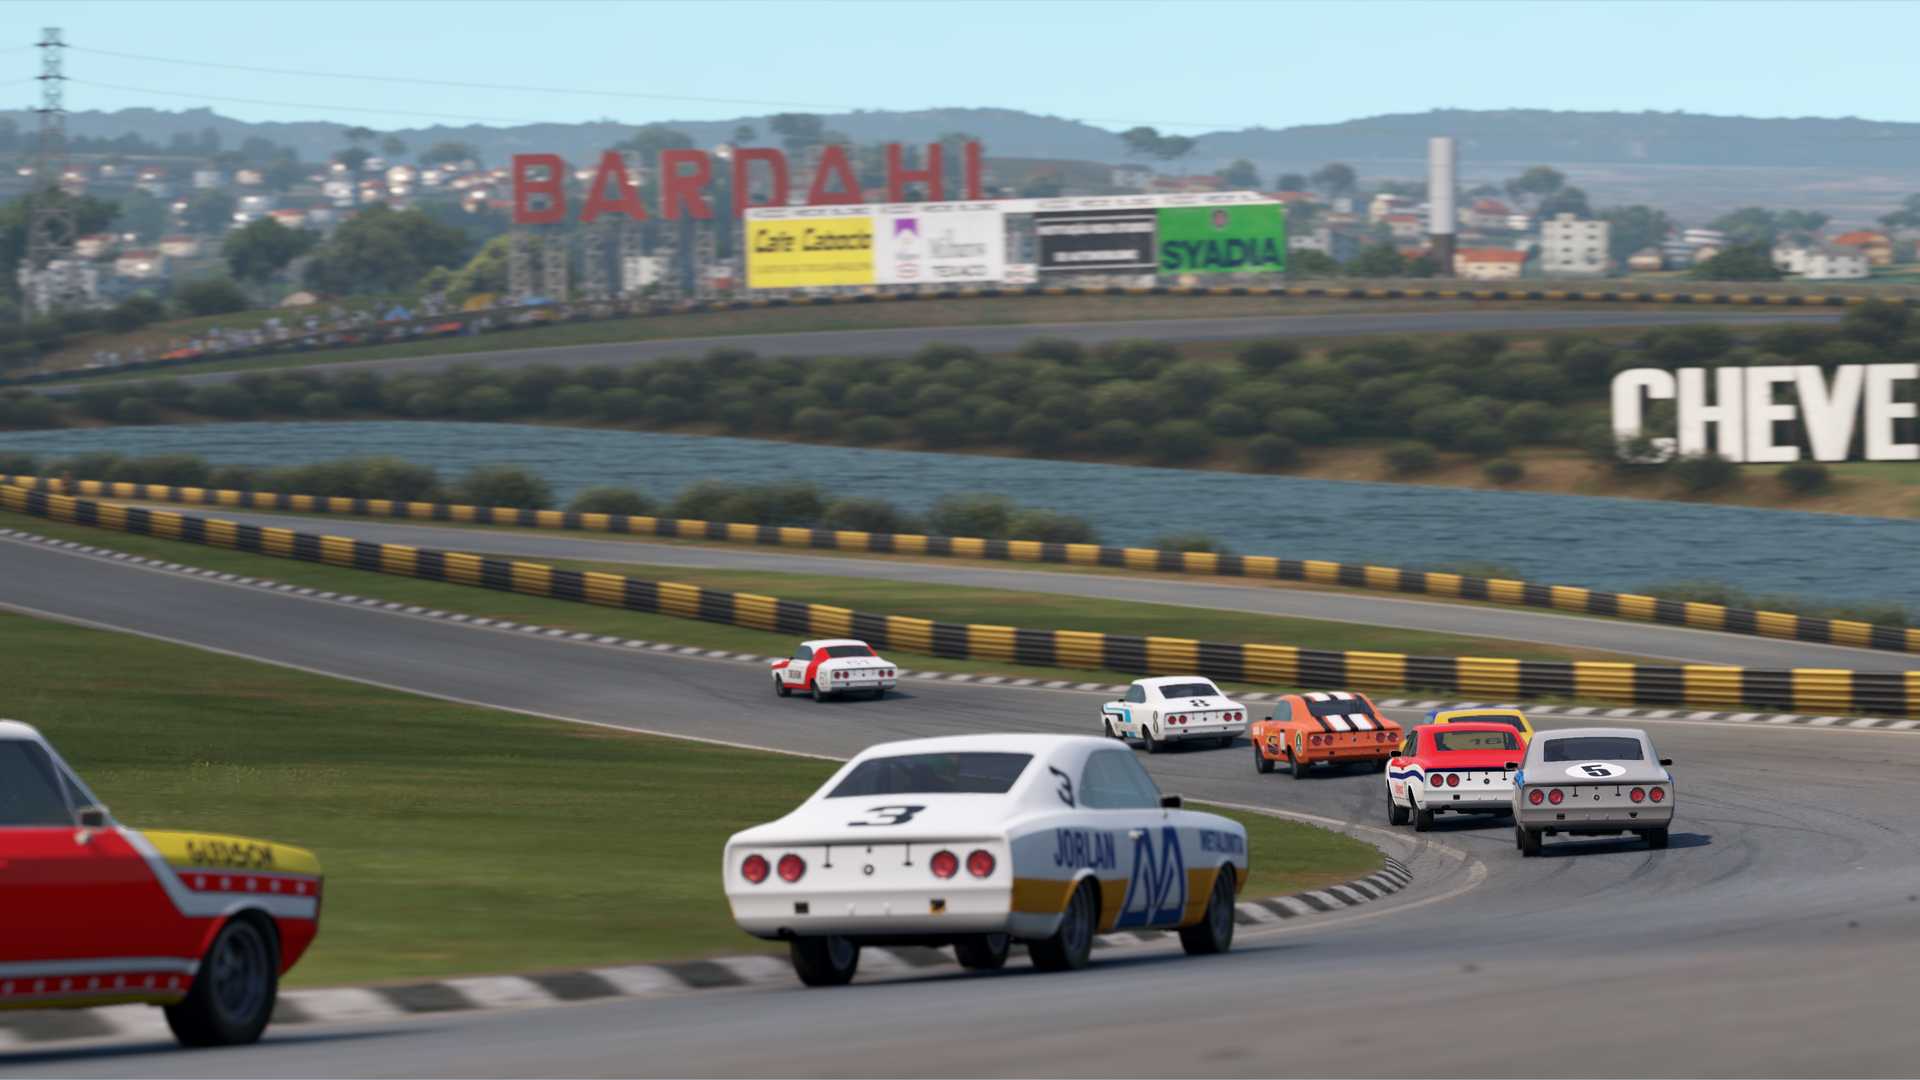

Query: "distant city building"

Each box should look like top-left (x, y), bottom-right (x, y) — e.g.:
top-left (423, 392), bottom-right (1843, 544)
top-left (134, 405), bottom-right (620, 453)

top-left (74, 233), bottom-right (114, 259)
top-left (1772, 241), bottom-right (1815, 275)
top-left (157, 235), bottom-right (202, 259)
top-left (191, 169), bottom-right (224, 190)
top-left (113, 250), bottom-right (168, 280)
top-left (1108, 165), bottom-right (1153, 191)
top-left (1681, 227), bottom-right (1726, 248)
top-left (1540, 213), bottom-right (1610, 276)
top-left (269, 208), bottom-right (308, 230)
top-left (1627, 247), bottom-right (1666, 272)
top-left (1803, 246), bottom-right (1870, 280)
top-left (16, 259), bottom-right (101, 311)
top-left (1453, 247), bottom-right (1528, 280)
top-left (1289, 225), bottom-right (1365, 264)
top-left (1459, 198), bottom-right (1513, 230)
top-left (1830, 230), bottom-right (1893, 267)
top-left (234, 168), bottom-right (264, 187)
top-left (1368, 193), bottom-right (1418, 223)
top-left (1383, 213), bottom-right (1425, 241)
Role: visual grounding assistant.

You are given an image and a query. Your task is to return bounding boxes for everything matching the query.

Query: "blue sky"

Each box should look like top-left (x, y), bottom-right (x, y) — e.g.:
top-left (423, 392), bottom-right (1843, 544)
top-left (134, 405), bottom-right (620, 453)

top-left (5, 0), bottom-right (1912, 131)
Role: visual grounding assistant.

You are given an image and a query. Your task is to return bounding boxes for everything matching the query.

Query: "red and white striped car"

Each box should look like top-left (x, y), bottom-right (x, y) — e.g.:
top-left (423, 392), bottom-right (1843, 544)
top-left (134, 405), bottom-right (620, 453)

top-left (771, 639), bottom-right (899, 702)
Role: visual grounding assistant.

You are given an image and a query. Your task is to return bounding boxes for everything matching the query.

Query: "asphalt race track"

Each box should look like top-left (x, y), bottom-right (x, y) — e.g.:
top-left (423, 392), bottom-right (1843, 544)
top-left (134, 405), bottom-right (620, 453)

top-left (2, 533), bottom-right (1917, 1077)
top-left (53, 308), bottom-right (1839, 394)
top-left (105, 503), bottom-right (1920, 672)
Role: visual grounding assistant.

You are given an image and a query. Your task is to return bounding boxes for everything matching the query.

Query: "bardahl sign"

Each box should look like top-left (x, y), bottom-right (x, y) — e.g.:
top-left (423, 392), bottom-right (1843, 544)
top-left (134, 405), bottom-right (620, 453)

top-left (510, 141), bottom-right (984, 224)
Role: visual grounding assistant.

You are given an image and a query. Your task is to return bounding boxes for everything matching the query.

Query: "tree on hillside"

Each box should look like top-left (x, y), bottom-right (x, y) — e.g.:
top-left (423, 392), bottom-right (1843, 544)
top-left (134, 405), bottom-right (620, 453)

top-left (768, 113), bottom-right (824, 154)
top-left (1599, 204), bottom-right (1673, 261)
top-left (1119, 126), bottom-right (1162, 158)
top-left (223, 218), bottom-right (317, 283)
top-left (1777, 209), bottom-right (1830, 237)
top-left (302, 204), bottom-right (470, 296)
top-left (1288, 249), bottom-right (1340, 277)
top-left (334, 146), bottom-right (373, 173)
top-left (1709, 207), bottom-right (1781, 247)
top-left (1310, 162), bottom-right (1357, 198)
top-left (379, 135), bottom-right (409, 159)
top-left (1537, 185), bottom-right (1591, 219)
top-left (1691, 242), bottom-right (1782, 281)
top-left (732, 124), bottom-right (757, 145)
top-left (1220, 159), bottom-right (1262, 190)
top-left (617, 124), bottom-right (694, 157)
top-left (1347, 244), bottom-right (1407, 277)
top-left (342, 126), bottom-right (376, 148)
top-left (1879, 194), bottom-right (1920, 231)
top-left (1504, 165), bottom-right (1565, 208)
top-left (1275, 171), bottom-right (1308, 191)
top-left (183, 189), bottom-right (237, 234)
top-left (420, 140), bottom-right (481, 166)
top-left (174, 276), bottom-right (250, 316)
top-left (117, 189), bottom-right (171, 243)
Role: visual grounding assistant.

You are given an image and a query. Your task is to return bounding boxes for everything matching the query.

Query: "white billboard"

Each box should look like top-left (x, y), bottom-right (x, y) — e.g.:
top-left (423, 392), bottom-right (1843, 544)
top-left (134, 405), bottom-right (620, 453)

top-left (873, 208), bottom-right (1005, 285)
top-left (1611, 363), bottom-right (1919, 462)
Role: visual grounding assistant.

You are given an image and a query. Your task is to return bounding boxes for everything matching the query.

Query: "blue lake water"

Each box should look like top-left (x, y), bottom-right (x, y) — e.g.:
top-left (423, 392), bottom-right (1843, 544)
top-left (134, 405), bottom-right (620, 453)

top-left (3, 421), bottom-right (1914, 606)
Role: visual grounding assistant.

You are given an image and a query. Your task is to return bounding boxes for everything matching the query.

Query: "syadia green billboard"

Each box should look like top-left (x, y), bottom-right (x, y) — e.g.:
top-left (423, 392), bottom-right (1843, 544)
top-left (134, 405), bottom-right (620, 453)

top-left (1156, 205), bottom-right (1287, 274)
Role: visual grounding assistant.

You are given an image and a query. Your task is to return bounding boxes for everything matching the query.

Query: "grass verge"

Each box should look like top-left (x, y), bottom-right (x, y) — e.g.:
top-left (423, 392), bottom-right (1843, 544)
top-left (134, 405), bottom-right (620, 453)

top-left (0, 507), bottom-right (1649, 671)
top-left (2, 609), bottom-right (1382, 985)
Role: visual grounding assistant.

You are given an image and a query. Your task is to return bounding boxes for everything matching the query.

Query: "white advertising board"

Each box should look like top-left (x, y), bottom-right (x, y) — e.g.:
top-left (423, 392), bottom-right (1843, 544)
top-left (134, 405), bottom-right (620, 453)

top-left (873, 208), bottom-right (1005, 285)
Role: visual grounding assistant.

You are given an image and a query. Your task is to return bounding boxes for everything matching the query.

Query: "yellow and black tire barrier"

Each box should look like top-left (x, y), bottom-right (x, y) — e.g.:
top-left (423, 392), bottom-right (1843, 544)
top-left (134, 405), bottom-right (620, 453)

top-left (8, 474), bottom-right (1916, 659)
top-left (5, 482), bottom-right (1915, 717)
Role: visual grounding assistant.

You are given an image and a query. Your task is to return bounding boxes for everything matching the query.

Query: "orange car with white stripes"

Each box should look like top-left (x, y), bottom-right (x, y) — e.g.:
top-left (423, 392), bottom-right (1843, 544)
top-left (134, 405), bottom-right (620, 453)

top-left (1250, 690), bottom-right (1404, 778)
top-left (0, 720), bottom-right (322, 1047)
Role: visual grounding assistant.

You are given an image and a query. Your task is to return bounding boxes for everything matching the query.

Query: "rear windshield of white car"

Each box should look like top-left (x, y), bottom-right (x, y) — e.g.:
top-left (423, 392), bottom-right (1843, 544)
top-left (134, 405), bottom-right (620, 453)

top-left (1157, 682), bottom-right (1219, 699)
top-left (827, 752), bottom-right (1032, 797)
top-left (1541, 736), bottom-right (1644, 762)
top-left (820, 645), bottom-right (874, 659)
top-left (1434, 730), bottom-right (1519, 752)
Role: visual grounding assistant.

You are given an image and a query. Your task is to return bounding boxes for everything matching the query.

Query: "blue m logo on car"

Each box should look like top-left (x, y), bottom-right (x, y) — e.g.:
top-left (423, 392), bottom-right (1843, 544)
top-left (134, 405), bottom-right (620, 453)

top-left (1113, 826), bottom-right (1187, 929)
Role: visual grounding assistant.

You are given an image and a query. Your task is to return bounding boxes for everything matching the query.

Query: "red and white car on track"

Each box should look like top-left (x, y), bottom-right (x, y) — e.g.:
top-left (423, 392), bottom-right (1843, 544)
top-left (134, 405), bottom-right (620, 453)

top-left (771, 639), bottom-right (899, 702)
top-left (1385, 721), bottom-right (1524, 831)
top-left (0, 720), bottom-right (323, 1047)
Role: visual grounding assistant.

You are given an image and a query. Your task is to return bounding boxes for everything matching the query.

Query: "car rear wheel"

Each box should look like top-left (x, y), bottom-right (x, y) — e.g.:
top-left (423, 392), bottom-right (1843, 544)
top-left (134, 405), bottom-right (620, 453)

top-left (1387, 787), bottom-right (1410, 826)
top-left (774, 676), bottom-right (790, 698)
top-left (1029, 879), bottom-right (1097, 972)
top-left (790, 935), bottom-right (860, 987)
top-left (1178, 868), bottom-right (1236, 956)
top-left (1644, 827), bottom-right (1670, 850)
top-left (1517, 825), bottom-right (1542, 857)
top-left (1253, 741), bottom-right (1275, 774)
top-left (954, 933), bottom-right (1011, 970)
top-left (1413, 799), bottom-right (1435, 832)
top-left (1288, 749), bottom-right (1310, 779)
top-left (1142, 726), bottom-right (1163, 755)
top-left (810, 679), bottom-right (829, 703)
top-left (164, 915), bottom-right (279, 1047)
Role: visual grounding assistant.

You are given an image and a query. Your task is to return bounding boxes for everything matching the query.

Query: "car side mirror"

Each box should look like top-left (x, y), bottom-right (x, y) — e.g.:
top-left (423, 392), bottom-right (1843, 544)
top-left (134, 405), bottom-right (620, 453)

top-left (1160, 794), bottom-right (1183, 809)
top-left (1659, 758), bottom-right (1673, 767)
top-left (76, 805), bottom-right (108, 828)
top-left (1505, 762), bottom-right (1520, 771)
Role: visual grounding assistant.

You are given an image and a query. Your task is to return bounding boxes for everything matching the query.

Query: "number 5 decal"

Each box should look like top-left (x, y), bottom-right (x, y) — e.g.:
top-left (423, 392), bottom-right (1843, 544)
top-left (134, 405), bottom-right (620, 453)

top-left (847, 804), bottom-right (926, 827)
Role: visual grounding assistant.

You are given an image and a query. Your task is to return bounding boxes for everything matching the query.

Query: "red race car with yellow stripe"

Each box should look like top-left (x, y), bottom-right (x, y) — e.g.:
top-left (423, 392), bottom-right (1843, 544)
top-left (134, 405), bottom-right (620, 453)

top-left (0, 720), bottom-right (322, 1047)
top-left (1250, 691), bottom-right (1403, 778)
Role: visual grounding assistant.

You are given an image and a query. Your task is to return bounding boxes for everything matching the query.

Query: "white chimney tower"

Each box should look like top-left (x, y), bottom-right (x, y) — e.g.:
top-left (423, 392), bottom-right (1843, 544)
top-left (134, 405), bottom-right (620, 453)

top-left (1427, 136), bottom-right (1457, 273)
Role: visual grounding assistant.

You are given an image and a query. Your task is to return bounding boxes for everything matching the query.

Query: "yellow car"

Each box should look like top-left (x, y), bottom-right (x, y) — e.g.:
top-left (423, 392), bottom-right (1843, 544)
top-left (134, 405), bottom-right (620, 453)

top-left (1426, 706), bottom-right (1535, 741)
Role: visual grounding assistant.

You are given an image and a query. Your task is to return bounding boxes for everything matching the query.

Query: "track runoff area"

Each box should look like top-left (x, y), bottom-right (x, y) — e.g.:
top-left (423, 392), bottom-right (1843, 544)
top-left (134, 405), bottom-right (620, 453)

top-left (0, 522), bottom-right (1916, 1077)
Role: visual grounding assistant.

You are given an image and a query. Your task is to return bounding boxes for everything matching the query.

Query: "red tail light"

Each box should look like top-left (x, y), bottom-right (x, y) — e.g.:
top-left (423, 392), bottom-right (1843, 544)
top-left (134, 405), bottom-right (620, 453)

top-left (1649, 787), bottom-right (1665, 803)
top-left (1528, 789), bottom-right (1544, 805)
top-left (1548, 788), bottom-right (1564, 805)
top-left (1309, 734), bottom-right (1323, 746)
top-left (966, 850), bottom-right (995, 878)
top-left (1630, 787), bottom-right (1646, 803)
top-left (930, 850), bottom-right (958, 879)
top-left (777, 854), bottom-right (806, 882)
top-left (741, 854), bottom-right (769, 884)
top-left (1447, 773), bottom-right (1461, 788)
